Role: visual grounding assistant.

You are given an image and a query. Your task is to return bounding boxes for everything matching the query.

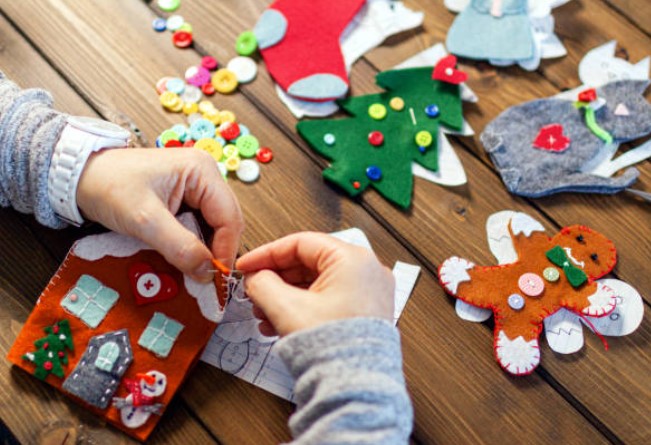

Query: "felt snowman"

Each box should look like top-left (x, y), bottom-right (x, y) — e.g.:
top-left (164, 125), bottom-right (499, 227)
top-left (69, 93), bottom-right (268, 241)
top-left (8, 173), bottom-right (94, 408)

top-left (113, 370), bottom-right (167, 429)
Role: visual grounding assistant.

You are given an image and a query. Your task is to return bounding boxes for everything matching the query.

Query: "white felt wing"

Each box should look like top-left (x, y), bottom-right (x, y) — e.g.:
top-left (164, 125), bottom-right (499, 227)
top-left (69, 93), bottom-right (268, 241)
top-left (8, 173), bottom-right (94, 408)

top-left (584, 279), bottom-right (644, 336)
top-left (412, 132), bottom-right (467, 186)
top-left (455, 300), bottom-right (492, 322)
top-left (485, 211), bottom-right (519, 264)
top-left (544, 309), bottom-right (585, 354)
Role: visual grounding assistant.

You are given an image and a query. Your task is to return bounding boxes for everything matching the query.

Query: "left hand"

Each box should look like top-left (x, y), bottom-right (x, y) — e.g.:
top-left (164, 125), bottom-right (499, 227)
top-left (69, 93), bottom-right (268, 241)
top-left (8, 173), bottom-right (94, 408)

top-left (76, 148), bottom-right (244, 282)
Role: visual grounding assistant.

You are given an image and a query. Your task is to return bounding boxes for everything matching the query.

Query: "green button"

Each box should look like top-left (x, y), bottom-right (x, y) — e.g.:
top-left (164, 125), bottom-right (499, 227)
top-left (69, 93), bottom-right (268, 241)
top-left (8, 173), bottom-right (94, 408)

top-left (543, 267), bottom-right (560, 282)
top-left (157, 0), bottom-right (181, 12)
top-left (236, 31), bottom-right (258, 56)
top-left (236, 135), bottom-right (260, 158)
top-left (368, 103), bottom-right (387, 120)
top-left (160, 129), bottom-right (179, 145)
top-left (223, 144), bottom-right (238, 160)
top-left (415, 130), bottom-right (433, 147)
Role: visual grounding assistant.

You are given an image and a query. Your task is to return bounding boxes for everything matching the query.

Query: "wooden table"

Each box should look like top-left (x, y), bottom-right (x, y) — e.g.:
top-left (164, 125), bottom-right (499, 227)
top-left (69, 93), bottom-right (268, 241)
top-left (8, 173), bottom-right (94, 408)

top-left (0, 1), bottom-right (649, 443)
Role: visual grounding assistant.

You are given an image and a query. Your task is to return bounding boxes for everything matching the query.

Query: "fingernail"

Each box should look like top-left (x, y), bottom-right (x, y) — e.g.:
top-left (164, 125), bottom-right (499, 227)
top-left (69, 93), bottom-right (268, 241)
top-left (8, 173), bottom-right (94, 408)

top-left (192, 260), bottom-right (214, 283)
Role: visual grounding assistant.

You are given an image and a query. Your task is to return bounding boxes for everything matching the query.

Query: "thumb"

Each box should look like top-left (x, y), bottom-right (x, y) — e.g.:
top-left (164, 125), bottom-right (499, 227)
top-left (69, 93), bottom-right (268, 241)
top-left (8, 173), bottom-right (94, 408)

top-left (245, 270), bottom-right (306, 334)
top-left (132, 203), bottom-right (213, 282)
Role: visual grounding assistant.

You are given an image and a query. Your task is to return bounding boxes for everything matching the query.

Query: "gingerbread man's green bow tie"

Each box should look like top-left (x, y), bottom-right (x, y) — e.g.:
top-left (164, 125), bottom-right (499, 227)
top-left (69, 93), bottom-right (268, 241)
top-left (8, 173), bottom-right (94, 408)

top-left (545, 246), bottom-right (588, 288)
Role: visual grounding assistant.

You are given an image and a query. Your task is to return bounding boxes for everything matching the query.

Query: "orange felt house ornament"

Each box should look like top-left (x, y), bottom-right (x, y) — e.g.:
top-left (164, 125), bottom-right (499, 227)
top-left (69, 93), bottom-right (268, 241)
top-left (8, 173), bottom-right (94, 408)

top-left (7, 213), bottom-right (227, 441)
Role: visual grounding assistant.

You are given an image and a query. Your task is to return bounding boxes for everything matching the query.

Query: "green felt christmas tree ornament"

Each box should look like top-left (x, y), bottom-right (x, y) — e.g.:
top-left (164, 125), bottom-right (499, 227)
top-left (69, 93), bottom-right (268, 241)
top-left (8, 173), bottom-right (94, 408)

top-left (297, 62), bottom-right (465, 208)
top-left (23, 320), bottom-right (74, 380)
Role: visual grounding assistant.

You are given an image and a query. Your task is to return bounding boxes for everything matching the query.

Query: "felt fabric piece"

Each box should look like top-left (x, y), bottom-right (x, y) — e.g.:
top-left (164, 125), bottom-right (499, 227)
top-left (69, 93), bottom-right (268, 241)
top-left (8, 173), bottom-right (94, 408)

top-left (254, 0), bottom-right (366, 101)
top-left (61, 275), bottom-right (119, 328)
top-left (62, 330), bottom-right (133, 409)
top-left (138, 312), bottom-right (184, 358)
top-left (297, 67), bottom-right (463, 208)
top-left (439, 212), bottom-right (621, 375)
top-left (446, 0), bottom-right (534, 61)
top-left (481, 80), bottom-right (651, 197)
top-left (545, 245), bottom-right (588, 287)
top-left (22, 320), bottom-right (74, 380)
top-left (7, 213), bottom-right (222, 441)
top-left (253, 9), bottom-right (288, 50)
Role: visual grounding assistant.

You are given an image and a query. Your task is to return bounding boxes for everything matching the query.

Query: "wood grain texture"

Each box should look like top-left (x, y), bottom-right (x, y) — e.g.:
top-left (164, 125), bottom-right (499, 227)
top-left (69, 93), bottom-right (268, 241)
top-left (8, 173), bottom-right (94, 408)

top-left (603, 0), bottom-right (651, 36)
top-left (0, 0), bottom-right (648, 444)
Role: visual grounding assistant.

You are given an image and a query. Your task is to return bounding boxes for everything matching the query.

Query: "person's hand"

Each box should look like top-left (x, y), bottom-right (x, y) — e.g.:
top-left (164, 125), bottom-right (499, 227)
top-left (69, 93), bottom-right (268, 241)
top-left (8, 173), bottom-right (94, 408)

top-left (236, 232), bottom-right (394, 337)
top-left (77, 148), bottom-right (244, 282)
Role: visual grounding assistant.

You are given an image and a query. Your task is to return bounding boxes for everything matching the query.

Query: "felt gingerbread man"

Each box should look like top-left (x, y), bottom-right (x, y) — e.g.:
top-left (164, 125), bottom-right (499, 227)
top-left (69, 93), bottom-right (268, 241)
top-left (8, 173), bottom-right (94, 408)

top-left (439, 212), bottom-right (618, 375)
top-left (253, 0), bottom-right (366, 101)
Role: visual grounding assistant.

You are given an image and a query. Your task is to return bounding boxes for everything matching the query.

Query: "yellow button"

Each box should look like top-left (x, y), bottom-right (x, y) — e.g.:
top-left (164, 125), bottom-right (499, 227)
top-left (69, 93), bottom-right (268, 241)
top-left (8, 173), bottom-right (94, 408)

top-left (160, 91), bottom-right (180, 109)
top-left (198, 100), bottom-right (215, 114)
top-left (224, 155), bottom-right (241, 171)
top-left (183, 102), bottom-right (199, 115)
top-left (211, 69), bottom-right (239, 94)
top-left (195, 138), bottom-right (223, 161)
top-left (368, 103), bottom-right (387, 120)
top-left (203, 109), bottom-right (221, 124)
top-left (218, 110), bottom-right (236, 123)
top-left (415, 130), bottom-right (433, 147)
top-left (169, 100), bottom-right (184, 113)
top-left (223, 144), bottom-right (238, 159)
top-left (389, 97), bottom-right (405, 111)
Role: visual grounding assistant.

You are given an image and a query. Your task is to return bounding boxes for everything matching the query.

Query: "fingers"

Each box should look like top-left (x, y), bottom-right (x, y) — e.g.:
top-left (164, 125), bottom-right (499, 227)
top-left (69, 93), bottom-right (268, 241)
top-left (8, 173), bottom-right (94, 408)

top-left (236, 232), bottom-right (341, 273)
top-left (181, 151), bottom-right (244, 268)
top-left (244, 269), bottom-right (306, 335)
top-left (131, 201), bottom-right (214, 282)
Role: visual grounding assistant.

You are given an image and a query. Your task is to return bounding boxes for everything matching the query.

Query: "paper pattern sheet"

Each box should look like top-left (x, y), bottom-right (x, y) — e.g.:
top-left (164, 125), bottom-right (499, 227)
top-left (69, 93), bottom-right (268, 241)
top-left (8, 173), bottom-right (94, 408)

top-left (200, 228), bottom-right (421, 401)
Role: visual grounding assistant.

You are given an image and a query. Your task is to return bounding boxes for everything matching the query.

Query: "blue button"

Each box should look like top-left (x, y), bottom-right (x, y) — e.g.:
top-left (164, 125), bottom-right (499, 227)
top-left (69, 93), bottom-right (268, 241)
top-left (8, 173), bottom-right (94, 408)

top-left (418, 146), bottom-right (426, 153)
top-left (155, 137), bottom-right (163, 148)
top-left (215, 136), bottom-right (226, 146)
top-left (366, 166), bottom-right (382, 181)
top-left (166, 78), bottom-right (186, 95)
top-left (507, 294), bottom-right (525, 311)
top-left (152, 18), bottom-right (167, 32)
top-left (238, 124), bottom-right (250, 137)
top-left (171, 124), bottom-right (188, 142)
top-left (189, 119), bottom-right (216, 141)
top-left (425, 104), bottom-right (440, 118)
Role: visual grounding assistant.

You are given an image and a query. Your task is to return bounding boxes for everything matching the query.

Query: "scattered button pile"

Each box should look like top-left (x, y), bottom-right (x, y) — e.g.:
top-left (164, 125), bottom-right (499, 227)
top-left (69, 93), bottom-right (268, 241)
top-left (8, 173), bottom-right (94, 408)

top-left (156, 75), bottom-right (272, 183)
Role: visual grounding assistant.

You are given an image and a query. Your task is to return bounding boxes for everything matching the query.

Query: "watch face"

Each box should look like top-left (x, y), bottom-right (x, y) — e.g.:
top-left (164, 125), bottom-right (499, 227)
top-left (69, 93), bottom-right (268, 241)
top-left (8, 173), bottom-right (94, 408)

top-left (67, 116), bottom-right (131, 139)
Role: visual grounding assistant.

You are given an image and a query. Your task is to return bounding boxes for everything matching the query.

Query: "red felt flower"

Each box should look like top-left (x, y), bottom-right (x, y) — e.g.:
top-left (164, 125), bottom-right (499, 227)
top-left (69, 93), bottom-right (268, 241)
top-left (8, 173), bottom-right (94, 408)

top-left (533, 124), bottom-right (571, 152)
top-left (578, 88), bottom-right (597, 103)
top-left (432, 55), bottom-right (468, 85)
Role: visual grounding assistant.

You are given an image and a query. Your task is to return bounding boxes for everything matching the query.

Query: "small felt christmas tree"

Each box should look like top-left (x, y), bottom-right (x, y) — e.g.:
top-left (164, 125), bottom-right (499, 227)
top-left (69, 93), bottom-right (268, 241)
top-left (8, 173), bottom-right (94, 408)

top-left (22, 320), bottom-right (74, 380)
top-left (297, 60), bottom-right (465, 208)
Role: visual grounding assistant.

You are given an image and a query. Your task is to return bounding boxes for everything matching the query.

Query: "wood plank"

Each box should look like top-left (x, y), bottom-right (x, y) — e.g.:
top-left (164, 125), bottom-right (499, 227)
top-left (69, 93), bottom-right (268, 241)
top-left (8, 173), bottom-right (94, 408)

top-left (161, 0), bottom-right (651, 443)
top-left (0, 1), bottom-right (613, 444)
top-left (0, 14), bottom-right (217, 445)
top-left (603, 1), bottom-right (651, 41)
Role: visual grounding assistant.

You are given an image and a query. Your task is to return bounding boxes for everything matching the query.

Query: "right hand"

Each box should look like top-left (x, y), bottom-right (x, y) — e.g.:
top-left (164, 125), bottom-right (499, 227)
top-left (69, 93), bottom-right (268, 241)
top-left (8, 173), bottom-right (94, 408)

top-left (235, 232), bottom-right (395, 337)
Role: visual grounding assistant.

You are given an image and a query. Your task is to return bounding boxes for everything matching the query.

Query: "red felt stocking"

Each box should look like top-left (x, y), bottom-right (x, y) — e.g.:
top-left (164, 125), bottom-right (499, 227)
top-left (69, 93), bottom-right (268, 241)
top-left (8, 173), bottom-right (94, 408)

top-left (253, 0), bottom-right (366, 102)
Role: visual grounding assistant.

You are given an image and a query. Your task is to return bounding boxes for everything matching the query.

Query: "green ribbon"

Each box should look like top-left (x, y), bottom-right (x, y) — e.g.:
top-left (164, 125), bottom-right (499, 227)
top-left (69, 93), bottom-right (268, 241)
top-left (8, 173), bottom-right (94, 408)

top-left (545, 245), bottom-right (588, 288)
top-left (574, 102), bottom-right (614, 144)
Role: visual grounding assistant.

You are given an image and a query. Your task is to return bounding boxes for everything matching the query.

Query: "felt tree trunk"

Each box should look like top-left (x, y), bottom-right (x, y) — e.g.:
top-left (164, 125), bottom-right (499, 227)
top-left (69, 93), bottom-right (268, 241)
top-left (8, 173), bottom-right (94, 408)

top-left (297, 67), bottom-right (464, 208)
top-left (22, 320), bottom-right (74, 380)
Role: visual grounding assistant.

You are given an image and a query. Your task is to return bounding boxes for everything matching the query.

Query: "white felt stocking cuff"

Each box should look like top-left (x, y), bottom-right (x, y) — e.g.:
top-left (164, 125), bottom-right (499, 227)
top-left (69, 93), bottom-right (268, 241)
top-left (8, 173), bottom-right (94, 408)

top-left (48, 116), bottom-right (130, 226)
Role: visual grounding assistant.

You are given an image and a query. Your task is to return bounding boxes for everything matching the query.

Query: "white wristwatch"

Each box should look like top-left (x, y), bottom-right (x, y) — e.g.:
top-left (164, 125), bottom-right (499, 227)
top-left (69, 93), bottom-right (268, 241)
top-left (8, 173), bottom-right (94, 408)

top-left (48, 116), bottom-right (131, 226)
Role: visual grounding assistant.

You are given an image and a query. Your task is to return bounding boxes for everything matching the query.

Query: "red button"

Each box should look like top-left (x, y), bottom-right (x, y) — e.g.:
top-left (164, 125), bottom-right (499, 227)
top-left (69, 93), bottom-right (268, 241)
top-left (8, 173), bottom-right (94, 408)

top-left (352, 181), bottom-right (361, 189)
top-left (256, 147), bottom-right (273, 163)
top-left (183, 140), bottom-right (196, 147)
top-left (578, 88), bottom-right (597, 103)
top-left (201, 56), bottom-right (218, 71)
top-left (164, 140), bottom-right (183, 148)
top-left (172, 31), bottom-right (193, 48)
top-left (368, 131), bottom-right (384, 146)
top-left (201, 82), bottom-right (216, 96)
top-left (220, 121), bottom-right (240, 141)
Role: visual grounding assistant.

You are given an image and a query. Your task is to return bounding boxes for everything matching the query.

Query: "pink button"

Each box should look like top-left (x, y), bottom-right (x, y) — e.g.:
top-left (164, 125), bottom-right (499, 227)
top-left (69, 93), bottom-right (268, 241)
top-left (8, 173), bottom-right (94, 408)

top-left (518, 273), bottom-right (545, 297)
top-left (69, 293), bottom-right (78, 302)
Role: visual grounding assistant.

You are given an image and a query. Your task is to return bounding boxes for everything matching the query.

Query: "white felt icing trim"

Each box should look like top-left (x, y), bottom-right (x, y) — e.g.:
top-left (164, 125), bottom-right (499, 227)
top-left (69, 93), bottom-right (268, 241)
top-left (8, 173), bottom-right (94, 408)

top-left (72, 213), bottom-right (223, 322)
top-left (486, 210), bottom-right (518, 264)
top-left (585, 279), bottom-right (644, 336)
top-left (543, 309), bottom-right (584, 354)
top-left (439, 257), bottom-right (474, 294)
top-left (510, 212), bottom-right (546, 237)
top-left (495, 331), bottom-right (540, 375)
top-left (455, 299), bottom-right (492, 323)
top-left (412, 132), bottom-right (467, 186)
top-left (583, 282), bottom-right (617, 317)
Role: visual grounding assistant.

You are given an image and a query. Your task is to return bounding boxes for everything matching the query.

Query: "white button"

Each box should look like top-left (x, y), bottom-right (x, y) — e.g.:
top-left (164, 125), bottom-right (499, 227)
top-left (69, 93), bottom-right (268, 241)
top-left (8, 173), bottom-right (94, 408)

top-left (236, 159), bottom-right (260, 182)
top-left (181, 85), bottom-right (202, 104)
top-left (166, 15), bottom-right (184, 31)
top-left (137, 273), bottom-right (161, 298)
top-left (226, 57), bottom-right (258, 84)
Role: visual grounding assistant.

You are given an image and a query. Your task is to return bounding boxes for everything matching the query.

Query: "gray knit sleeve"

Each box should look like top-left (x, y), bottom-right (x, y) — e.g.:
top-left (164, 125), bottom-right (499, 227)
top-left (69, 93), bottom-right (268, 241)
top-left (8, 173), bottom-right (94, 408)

top-left (276, 318), bottom-right (413, 445)
top-left (0, 71), bottom-right (68, 228)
